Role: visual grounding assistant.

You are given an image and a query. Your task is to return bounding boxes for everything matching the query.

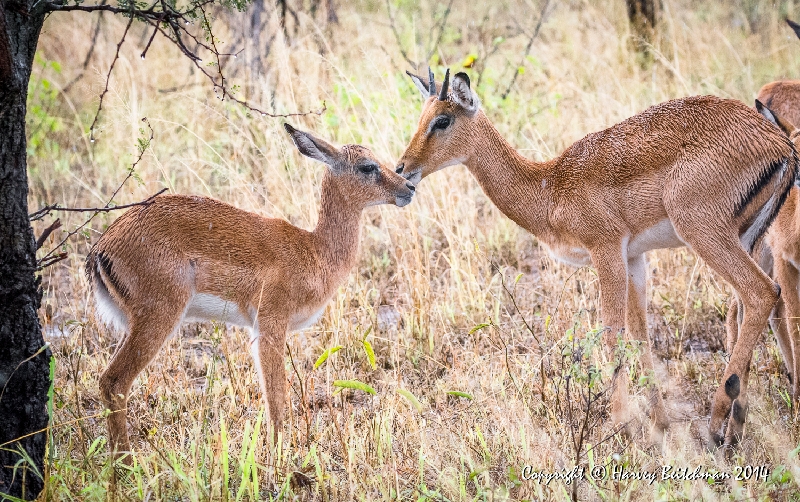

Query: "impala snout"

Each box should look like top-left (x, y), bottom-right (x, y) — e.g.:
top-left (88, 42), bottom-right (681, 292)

top-left (394, 181), bottom-right (416, 207)
top-left (397, 163), bottom-right (423, 186)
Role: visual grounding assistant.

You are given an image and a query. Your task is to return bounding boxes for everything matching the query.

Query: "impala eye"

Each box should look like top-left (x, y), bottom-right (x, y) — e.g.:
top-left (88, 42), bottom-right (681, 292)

top-left (358, 163), bottom-right (378, 174)
top-left (431, 115), bottom-right (452, 131)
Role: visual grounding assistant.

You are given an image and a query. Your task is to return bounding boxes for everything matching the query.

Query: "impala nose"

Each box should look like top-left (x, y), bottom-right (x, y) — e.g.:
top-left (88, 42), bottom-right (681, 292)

top-left (405, 182), bottom-right (415, 192)
top-left (395, 163), bottom-right (404, 174)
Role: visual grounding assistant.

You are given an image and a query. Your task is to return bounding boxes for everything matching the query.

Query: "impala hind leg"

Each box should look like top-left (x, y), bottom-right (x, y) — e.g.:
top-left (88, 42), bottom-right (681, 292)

top-left (100, 310), bottom-right (184, 463)
top-left (627, 254), bottom-right (669, 438)
top-left (684, 236), bottom-right (778, 448)
top-left (773, 257), bottom-right (800, 403)
top-left (725, 296), bottom-right (741, 354)
top-left (591, 246), bottom-right (632, 431)
top-left (252, 316), bottom-right (289, 439)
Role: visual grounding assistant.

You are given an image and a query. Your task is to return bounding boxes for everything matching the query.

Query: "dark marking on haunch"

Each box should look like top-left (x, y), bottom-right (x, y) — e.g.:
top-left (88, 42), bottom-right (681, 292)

top-left (734, 159), bottom-right (784, 218)
top-left (710, 432), bottom-right (724, 448)
top-left (738, 154), bottom-right (797, 254)
top-left (731, 399), bottom-right (748, 424)
top-left (97, 251), bottom-right (130, 300)
top-left (725, 373), bottom-right (741, 400)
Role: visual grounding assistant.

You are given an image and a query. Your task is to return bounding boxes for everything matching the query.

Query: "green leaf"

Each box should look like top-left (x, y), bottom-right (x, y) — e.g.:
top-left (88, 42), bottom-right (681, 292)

top-left (514, 273), bottom-right (523, 284)
top-left (362, 340), bottom-right (376, 370)
top-left (361, 324), bottom-right (373, 341)
top-left (314, 346), bottom-right (342, 369)
top-left (333, 380), bottom-right (376, 395)
top-left (469, 323), bottom-right (491, 335)
top-left (446, 390), bottom-right (473, 400)
top-left (397, 389), bottom-right (423, 412)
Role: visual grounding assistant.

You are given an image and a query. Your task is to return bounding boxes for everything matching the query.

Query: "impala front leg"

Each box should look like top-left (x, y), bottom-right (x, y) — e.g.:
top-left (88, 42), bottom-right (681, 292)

top-left (252, 315), bottom-right (289, 440)
top-left (627, 253), bottom-right (669, 438)
top-left (591, 244), bottom-right (631, 430)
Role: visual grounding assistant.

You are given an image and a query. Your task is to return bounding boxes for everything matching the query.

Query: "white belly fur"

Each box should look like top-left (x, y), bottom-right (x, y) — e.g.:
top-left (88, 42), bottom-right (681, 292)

top-left (184, 293), bottom-right (256, 327)
top-left (289, 305), bottom-right (327, 331)
top-left (184, 293), bottom-right (328, 332)
top-left (627, 219), bottom-right (685, 257)
top-left (544, 219), bottom-right (685, 266)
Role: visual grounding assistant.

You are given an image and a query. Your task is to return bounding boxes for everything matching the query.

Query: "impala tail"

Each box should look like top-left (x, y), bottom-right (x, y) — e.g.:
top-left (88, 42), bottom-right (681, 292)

top-left (85, 249), bottom-right (129, 332)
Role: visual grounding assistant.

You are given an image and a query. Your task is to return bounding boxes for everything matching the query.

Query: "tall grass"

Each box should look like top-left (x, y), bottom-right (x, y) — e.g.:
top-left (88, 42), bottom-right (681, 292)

top-left (28, 0), bottom-right (800, 499)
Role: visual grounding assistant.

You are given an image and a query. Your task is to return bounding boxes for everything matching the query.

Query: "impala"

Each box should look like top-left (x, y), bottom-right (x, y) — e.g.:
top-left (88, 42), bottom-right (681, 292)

top-left (726, 100), bottom-right (800, 412)
top-left (87, 124), bottom-right (415, 459)
top-left (396, 69), bottom-right (797, 447)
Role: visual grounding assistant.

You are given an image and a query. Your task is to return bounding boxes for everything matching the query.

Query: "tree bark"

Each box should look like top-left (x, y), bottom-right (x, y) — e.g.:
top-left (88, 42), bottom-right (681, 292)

top-left (0, 0), bottom-right (51, 499)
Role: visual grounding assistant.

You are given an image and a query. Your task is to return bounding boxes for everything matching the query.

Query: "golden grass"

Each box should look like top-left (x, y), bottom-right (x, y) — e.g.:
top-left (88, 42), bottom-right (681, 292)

top-left (28, 0), bottom-right (800, 499)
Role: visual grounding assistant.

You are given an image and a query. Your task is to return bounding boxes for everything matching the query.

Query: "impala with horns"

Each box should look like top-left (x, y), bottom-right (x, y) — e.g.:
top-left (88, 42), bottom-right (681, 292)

top-left (396, 68), bottom-right (798, 448)
top-left (726, 101), bottom-right (800, 423)
top-left (87, 124), bottom-right (415, 460)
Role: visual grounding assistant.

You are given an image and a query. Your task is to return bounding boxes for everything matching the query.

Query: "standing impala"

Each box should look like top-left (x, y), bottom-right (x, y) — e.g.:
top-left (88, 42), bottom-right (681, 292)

top-left (726, 101), bottom-right (800, 412)
top-left (396, 69), bottom-right (797, 447)
top-left (87, 124), bottom-right (415, 460)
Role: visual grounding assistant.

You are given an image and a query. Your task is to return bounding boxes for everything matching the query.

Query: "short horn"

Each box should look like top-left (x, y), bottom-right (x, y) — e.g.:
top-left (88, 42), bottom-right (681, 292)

top-left (439, 68), bottom-right (450, 100)
top-left (428, 67), bottom-right (436, 96)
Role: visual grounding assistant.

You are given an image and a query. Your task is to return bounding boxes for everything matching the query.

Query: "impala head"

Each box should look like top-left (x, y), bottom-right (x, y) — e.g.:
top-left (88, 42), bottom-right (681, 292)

top-left (284, 123), bottom-right (415, 207)
top-left (756, 99), bottom-right (800, 144)
top-left (395, 68), bottom-right (481, 185)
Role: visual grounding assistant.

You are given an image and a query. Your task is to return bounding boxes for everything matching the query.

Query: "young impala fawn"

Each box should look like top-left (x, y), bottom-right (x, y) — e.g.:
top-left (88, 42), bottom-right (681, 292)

top-left (396, 69), bottom-right (797, 447)
top-left (726, 101), bottom-right (800, 415)
top-left (87, 124), bottom-right (415, 459)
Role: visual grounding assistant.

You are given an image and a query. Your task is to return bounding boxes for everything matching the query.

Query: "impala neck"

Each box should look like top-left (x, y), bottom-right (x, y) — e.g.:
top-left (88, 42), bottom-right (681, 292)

top-left (462, 112), bottom-right (553, 236)
top-left (312, 173), bottom-right (363, 276)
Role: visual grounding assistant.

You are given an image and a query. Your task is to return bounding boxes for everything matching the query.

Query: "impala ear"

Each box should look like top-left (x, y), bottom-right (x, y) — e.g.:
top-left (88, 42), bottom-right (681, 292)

top-left (755, 100), bottom-right (796, 136)
top-left (284, 123), bottom-right (341, 167)
top-left (787, 18), bottom-right (800, 40)
top-left (406, 71), bottom-right (430, 99)
top-left (451, 72), bottom-right (480, 115)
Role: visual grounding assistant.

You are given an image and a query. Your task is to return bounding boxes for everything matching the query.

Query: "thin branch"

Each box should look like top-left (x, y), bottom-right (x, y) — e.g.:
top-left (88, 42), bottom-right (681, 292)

top-left (491, 260), bottom-right (541, 345)
top-left (34, 118), bottom-right (158, 270)
top-left (88, 11), bottom-right (134, 142)
top-left (47, 0), bottom-right (326, 123)
top-left (425, 0), bottom-right (454, 62)
top-left (385, 0), bottom-right (416, 69)
top-left (500, 0), bottom-right (552, 100)
top-left (30, 188), bottom-right (167, 221)
top-left (35, 219), bottom-right (61, 250)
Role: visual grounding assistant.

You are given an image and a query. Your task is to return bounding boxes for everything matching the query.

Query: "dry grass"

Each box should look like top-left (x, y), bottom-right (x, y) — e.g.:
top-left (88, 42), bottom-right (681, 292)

top-left (27, 0), bottom-right (800, 499)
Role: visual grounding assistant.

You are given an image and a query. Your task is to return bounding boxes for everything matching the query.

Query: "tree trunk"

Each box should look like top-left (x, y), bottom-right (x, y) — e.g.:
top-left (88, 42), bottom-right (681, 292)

top-left (0, 1), bottom-right (50, 499)
top-left (626, 0), bottom-right (657, 48)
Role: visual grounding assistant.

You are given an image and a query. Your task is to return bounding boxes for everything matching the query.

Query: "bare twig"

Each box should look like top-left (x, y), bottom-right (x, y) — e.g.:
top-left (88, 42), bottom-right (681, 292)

top-left (47, 0), bottom-right (326, 129)
top-left (499, 0), bottom-right (553, 100)
top-left (491, 260), bottom-right (541, 345)
top-left (30, 188), bottom-right (168, 222)
top-left (35, 219), bottom-right (61, 250)
top-left (425, 0), bottom-right (454, 62)
top-left (34, 118), bottom-right (159, 271)
top-left (87, 11), bottom-right (134, 142)
top-left (385, 0), bottom-right (417, 69)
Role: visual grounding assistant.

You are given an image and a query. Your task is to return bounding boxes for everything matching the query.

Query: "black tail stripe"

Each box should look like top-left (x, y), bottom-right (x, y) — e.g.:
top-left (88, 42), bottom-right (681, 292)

top-left (734, 159), bottom-right (784, 217)
top-left (96, 251), bottom-right (130, 301)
